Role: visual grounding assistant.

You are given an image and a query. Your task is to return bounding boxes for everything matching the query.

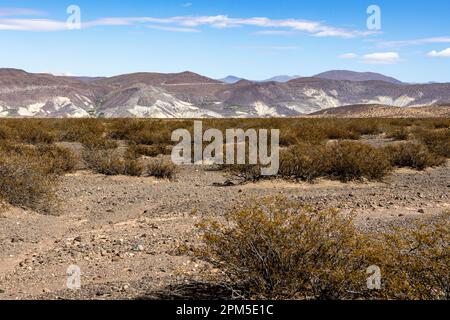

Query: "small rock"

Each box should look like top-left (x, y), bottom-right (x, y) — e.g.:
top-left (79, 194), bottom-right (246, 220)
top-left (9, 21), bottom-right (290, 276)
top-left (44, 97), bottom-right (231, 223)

top-left (74, 236), bottom-right (82, 243)
top-left (132, 244), bottom-right (144, 252)
top-left (418, 209), bottom-right (425, 214)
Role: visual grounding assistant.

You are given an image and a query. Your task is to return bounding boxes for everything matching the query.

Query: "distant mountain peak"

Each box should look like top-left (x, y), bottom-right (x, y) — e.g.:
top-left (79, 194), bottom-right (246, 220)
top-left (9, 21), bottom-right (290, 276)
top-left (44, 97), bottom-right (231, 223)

top-left (263, 75), bottom-right (302, 83)
top-left (219, 75), bottom-right (245, 84)
top-left (314, 70), bottom-right (402, 84)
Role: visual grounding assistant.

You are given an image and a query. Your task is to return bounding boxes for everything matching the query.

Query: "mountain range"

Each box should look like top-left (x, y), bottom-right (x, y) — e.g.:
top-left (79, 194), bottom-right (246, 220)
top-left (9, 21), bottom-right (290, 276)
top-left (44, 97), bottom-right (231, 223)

top-left (219, 75), bottom-right (302, 83)
top-left (1, 68), bottom-right (449, 118)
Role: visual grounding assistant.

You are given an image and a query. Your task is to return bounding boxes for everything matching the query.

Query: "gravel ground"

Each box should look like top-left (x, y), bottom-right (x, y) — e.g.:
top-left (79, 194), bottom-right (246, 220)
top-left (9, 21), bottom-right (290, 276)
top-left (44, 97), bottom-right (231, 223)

top-left (0, 159), bottom-right (449, 300)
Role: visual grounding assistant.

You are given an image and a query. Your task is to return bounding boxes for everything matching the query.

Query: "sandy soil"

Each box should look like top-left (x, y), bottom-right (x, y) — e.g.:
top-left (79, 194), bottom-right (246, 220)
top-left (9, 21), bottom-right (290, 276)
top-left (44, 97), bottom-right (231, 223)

top-left (0, 160), bottom-right (449, 300)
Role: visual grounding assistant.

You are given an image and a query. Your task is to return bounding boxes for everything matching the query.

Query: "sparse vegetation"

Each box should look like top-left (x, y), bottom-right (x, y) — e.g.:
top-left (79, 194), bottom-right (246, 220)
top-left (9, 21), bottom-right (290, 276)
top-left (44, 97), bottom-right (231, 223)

top-left (384, 142), bottom-right (445, 170)
top-left (146, 158), bottom-right (177, 179)
top-left (83, 148), bottom-right (144, 176)
top-left (0, 118), bottom-right (447, 214)
top-left (386, 126), bottom-right (410, 140)
top-left (126, 143), bottom-right (170, 158)
top-left (36, 144), bottom-right (79, 175)
top-left (324, 141), bottom-right (392, 182)
top-left (278, 143), bottom-right (328, 181)
top-left (229, 141), bottom-right (393, 183)
top-left (0, 151), bottom-right (58, 212)
top-left (197, 197), bottom-right (450, 300)
top-left (414, 128), bottom-right (450, 158)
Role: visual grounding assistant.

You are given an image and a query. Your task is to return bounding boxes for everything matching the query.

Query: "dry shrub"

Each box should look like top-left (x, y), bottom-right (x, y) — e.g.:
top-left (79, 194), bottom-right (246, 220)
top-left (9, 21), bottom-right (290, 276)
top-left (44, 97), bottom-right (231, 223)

top-left (227, 141), bottom-right (392, 183)
top-left (386, 127), bottom-right (410, 141)
top-left (322, 126), bottom-right (361, 140)
top-left (414, 128), bottom-right (450, 158)
top-left (107, 119), bottom-right (146, 140)
top-left (279, 143), bottom-right (328, 181)
top-left (80, 134), bottom-right (118, 151)
top-left (36, 144), bottom-right (79, 174)
top-left (197, 197), bottom-right (368, 300)
top-left (0, 152), bottom-right (58, 212)
top-left (324, 141), bottom-right (392, 182)
top-left (366, 212), bottom-right (450, 300)
top-left (146, 158), bottom-right (176, 179)
top-left (17, 125), bottom-right (57, 144)
top-left (83, 149), bottom-right (144, 176)
top-left (0, 126), bottom-right (14, 140)
top-left (224, 164), bottom-right (264, 182)
top-left (126, 144), bottom-right (171, 159)
top-left (130, 128), bottom-right (173, 146)
top-left (347, 120), bottom-right (382, 135)
top-left (384, 142), bottom-right (445, 170)
top-left (197, 197), bottom-right (449, 300)
top-left (57, 118), bottom-right (106, 142)
top-left (0, 142), bottom-right (78, 175)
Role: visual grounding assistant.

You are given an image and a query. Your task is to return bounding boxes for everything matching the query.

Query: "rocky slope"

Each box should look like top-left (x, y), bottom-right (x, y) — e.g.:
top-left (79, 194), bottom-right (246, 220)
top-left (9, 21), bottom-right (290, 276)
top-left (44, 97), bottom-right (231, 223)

top-left (312, 104), bottom-right (450, 118)
top-left (1, 68), bottom-right (450, 118)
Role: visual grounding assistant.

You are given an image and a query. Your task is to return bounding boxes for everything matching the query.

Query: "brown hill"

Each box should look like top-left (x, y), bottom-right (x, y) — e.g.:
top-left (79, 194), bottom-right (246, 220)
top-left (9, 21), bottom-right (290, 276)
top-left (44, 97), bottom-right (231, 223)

top-left (311, 104), bottom-right (450, 118)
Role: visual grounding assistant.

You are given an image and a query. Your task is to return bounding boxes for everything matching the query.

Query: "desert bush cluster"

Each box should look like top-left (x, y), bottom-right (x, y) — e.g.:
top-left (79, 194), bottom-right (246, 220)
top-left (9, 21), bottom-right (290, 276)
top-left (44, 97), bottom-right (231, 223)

top-left (0, 142), bottom-right (74, 212)
top-left (230, 141), bottom-right (392, 183)
top-left (383, 142), bottom-right (445, 170)
top-left (197, 197), bottom-right (450, 300)
top-left (0, 118), bottom-right (447, 212)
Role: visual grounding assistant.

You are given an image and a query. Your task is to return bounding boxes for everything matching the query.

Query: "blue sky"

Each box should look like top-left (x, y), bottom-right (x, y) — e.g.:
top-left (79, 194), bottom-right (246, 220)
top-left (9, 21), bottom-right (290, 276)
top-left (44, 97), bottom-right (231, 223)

top-left (1, 0), bottom-right (449, 82)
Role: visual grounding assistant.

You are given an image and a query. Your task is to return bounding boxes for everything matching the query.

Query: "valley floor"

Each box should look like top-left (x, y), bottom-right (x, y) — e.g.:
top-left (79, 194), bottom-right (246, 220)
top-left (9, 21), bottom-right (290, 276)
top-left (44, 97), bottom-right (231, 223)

top-left (0, 160), bottom-right (449, 300)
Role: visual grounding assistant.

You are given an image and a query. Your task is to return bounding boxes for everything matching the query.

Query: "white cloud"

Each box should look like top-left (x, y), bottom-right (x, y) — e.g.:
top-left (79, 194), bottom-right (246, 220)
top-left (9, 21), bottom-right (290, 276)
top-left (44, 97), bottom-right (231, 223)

top-left (254, 30), bottom-right (295, 36)
top-left (236, 45), bottom-right (299, 51)
top-left (338, 53), bottom-right (358, 59)
top-left (0, 14), bottom-right (378, 38)
top-left (182, 2), bottom-right (193, 8)
top-left (0, 18), bottom-right (67, 31)
top-left (361, 52), bottom-right (400, 64)
top-left (146, 24), bottom-right (199, 33)
top-left (0, 7), bottom-right (45, 17)
top-left (379, 37), bottom-right (450, 48)
top-left (427, 48), bottom-right (450, 57)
